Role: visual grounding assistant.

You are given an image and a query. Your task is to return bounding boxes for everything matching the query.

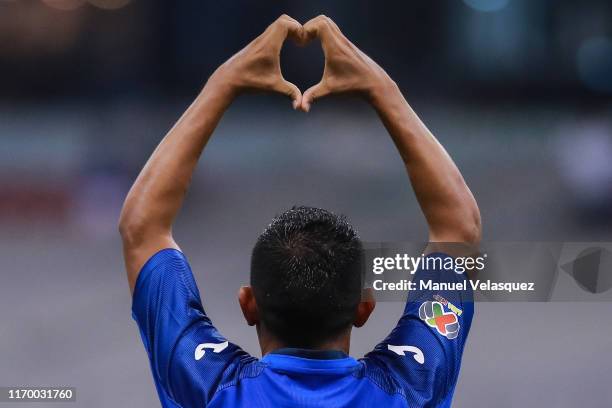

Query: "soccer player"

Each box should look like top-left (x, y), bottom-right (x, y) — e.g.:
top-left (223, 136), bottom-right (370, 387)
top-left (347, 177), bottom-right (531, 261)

top-left (119, 15), bottom-right (481, 408)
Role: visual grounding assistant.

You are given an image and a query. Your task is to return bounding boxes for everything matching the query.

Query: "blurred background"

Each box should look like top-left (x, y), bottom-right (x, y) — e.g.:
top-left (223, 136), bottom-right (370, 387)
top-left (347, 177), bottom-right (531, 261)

top-left (1, 0), bottom-right (611, 407)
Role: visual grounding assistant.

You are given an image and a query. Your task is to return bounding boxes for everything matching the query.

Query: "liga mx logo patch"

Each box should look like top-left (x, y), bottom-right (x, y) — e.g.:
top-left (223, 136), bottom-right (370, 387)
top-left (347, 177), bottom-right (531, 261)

top-left (419, 301), bottom-right (460, 339)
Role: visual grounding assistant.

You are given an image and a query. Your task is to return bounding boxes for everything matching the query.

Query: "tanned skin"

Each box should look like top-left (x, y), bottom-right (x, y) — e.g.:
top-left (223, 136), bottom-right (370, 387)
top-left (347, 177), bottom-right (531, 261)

top-left (119, 15), bottom-right (481, 356)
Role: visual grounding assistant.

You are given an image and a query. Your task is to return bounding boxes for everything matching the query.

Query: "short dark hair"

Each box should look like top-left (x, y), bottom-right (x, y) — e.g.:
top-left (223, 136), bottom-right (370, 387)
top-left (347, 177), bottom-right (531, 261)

top-left (251, 206), bottom-right (363, 348)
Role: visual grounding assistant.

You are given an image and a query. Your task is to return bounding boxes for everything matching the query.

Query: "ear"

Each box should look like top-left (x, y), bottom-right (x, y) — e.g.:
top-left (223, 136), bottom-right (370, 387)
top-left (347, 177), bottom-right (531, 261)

top-left (238, 286), bottom-right (260, 326)
top-left (353, 288), bottom-right (376, 328)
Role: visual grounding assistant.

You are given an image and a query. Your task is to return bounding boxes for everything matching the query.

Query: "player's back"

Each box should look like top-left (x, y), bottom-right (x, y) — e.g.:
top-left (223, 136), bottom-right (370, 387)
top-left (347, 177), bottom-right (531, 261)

top-left (206, 349), bottom-right (409, 407)
top-left (132, 249), bottom-right (472, 408)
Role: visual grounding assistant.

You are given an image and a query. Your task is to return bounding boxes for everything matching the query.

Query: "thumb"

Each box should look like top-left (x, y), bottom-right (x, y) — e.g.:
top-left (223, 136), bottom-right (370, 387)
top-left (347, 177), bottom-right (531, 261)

top-left (273, 79), bottom-right (302, 110)
top-left (300, 82), bottom-right (329, 112)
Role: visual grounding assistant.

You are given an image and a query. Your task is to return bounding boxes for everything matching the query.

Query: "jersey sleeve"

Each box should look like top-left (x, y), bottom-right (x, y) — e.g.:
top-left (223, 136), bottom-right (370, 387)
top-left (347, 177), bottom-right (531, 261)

top-left (131, 248), bottom-right (252, 408)
top-left (363, 252), bottom-right (474, 407)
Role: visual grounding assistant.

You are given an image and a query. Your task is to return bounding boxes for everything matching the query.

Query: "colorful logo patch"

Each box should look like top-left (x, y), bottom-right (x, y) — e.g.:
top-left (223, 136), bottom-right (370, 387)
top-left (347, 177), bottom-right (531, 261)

top-left (419, 301), bottom-right (460, 339)
top-left (433, 294), bottom-right (463, 316)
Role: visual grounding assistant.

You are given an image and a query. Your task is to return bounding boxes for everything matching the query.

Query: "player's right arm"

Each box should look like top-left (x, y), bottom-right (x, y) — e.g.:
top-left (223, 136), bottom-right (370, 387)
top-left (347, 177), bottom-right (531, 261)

top-left (300, 15), bottom-right (481, 245)
top-left (301, 16), bottom-right (480, 406)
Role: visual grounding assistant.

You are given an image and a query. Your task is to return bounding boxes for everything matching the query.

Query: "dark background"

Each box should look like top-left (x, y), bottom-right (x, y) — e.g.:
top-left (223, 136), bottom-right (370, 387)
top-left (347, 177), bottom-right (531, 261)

top-left (1, 1), bottom-right (611, 407)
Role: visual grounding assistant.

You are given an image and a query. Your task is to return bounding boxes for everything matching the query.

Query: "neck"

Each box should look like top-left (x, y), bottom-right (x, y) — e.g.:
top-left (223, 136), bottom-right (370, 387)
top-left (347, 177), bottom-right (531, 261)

top-left (258, 326), bottom-right (352, 356)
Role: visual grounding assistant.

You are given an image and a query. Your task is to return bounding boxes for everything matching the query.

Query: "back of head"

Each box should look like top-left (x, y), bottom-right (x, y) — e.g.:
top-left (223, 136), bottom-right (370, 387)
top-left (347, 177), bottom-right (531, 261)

top-left (251, 206), bottom-right (363, 348)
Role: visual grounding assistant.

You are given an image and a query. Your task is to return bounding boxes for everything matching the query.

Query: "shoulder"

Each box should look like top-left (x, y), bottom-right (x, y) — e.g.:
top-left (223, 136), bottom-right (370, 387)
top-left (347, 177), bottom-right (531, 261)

top-left (355, 359), bottom-right (408, 399)
top-left (168, 332), bottom-right (259, 406)
top-left (360, 355), bottom-right (451, 407)
top-left (216, 357), bottom-right (267, 393)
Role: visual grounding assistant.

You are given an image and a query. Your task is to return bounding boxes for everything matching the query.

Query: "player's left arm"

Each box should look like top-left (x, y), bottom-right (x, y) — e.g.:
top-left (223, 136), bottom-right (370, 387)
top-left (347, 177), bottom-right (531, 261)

top-left (118, 15), bottom-right (304, 292)
top-left (120, 16), bottom-right (306, 406)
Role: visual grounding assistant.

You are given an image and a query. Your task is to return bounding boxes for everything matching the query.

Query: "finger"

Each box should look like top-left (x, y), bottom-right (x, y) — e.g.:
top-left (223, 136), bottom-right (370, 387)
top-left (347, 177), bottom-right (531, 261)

top-left (325, 18), bottom-right (358, 51)
top-left (278, 15), bottom-right (304, 44)
top-left (325, 16), bottom-right (344, 36)
top-left (269, 15), bottom-right (304, 48)
top-left (300, 82), bottom-right (330, 112)
top-left (303, 15), bottom-right (336, 43)
top-left (272, 79), bottom-right (302, 110)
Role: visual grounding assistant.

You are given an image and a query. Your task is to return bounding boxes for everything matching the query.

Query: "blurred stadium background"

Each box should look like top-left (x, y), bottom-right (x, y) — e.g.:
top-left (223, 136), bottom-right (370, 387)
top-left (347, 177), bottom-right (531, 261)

top-left (1, 1), bottom-right (611, 407)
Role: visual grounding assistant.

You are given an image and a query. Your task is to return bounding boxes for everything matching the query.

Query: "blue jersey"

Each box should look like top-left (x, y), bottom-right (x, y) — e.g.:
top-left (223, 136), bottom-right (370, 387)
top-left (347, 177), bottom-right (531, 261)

top-left (132, 249), bottom-right (473, 407)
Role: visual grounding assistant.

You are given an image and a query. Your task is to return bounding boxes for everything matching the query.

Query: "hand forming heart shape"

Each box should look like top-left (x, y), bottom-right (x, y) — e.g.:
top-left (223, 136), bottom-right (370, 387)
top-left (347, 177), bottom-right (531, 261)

top-left (212, 15), bottom-right (392, 112)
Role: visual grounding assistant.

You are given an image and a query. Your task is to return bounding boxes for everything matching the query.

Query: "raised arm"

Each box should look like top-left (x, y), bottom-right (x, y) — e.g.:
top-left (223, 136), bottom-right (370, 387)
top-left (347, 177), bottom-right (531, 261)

top-left (300, 16), bottom-right (481, 246)
top-left (119, 15), bottom-right (304, 292)
top-left (371, 83), bottom-right (481, 245)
